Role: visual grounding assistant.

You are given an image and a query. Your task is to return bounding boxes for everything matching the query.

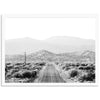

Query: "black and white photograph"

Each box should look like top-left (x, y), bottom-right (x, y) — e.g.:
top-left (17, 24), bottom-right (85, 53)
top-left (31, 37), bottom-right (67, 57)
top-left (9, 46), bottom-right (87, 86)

top-left (1, 15), bottom-right (97, 86)
top-left (0, 1), bottom-right (100, 100)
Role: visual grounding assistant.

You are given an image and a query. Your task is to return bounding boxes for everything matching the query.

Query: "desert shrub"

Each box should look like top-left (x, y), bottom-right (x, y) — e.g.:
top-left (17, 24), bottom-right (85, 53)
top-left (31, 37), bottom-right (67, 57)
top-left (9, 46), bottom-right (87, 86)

top-left (75, 63), bottom-right (80, 67)
top-left (6, 63), bottom-right (11, 66)
top-left (62, 64), bottom-right (71, 71)
top-left (31, 71), bottom-right (37, 77)
top-left (5, 75), bottom-right (11, 79)
top-left (14, 73), bottom-right (23, 78)
top-left (6, 72), bottom-right (12, 79)
top-left (11, 69), bottom-right (19, 74)
top-left (85, 67), bottom-right (92, 70)
top-left (79, 67), bottom-right (84, 70)
top-left (39, 62), bottom-right (45, 66)
top-left (15, 63), bottom-right (23, 66)
top-left (13, 71), bottom-right (36, 79)
top-left (35, 62), bottom-right (46, 66)
top-left (81, 63), bottom-right (88, 66)
top-left (62, 66), bottom-right (65, 70)
top-left (26, 63), bottom-right (31, 65)
top-left (6, 65), bottom-right (14, 70)
top-left (14, 67), bottom-right (20, 70)
top-left (71, 64), bottom-right (76, 67)
top-left (22, 71), bottom-right (37, 78)
top-left (79, 66), bottom-right (95, 75)
top-left (65, 67), bottom-right (71, 71)
top-left (79, 66), bottom-right (94, 70)
top-left (70, 70), bottom-right (79, 78)
top-left (79, 73), bottom-right (95, 82)
top-left (22, 67), bottom-right (30, 70)
top-left (55, 62), bottom-right (59, 65)
top-left (5, 67), bottom-right (8, 75)
top-left (6, 69), bottom-right (17, 79)
top-left (22, 71), bottom-right (32, 78)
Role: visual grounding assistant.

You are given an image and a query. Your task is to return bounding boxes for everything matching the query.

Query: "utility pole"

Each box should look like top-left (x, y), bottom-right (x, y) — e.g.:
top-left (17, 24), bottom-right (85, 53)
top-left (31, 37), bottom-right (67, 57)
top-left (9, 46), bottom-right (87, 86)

top-left (24, 52), bottom-right (26, 66)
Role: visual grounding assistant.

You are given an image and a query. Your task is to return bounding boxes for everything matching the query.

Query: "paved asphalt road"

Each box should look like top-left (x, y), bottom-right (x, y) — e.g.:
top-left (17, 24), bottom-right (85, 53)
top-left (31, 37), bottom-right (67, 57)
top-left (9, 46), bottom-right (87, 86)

top-left (37, 64), bottom-right (65, 83)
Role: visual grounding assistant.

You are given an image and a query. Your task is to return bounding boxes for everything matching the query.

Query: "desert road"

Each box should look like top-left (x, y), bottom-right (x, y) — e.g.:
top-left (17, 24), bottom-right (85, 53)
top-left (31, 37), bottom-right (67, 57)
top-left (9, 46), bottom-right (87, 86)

top-left (36, 64), bottom-right (65, 83)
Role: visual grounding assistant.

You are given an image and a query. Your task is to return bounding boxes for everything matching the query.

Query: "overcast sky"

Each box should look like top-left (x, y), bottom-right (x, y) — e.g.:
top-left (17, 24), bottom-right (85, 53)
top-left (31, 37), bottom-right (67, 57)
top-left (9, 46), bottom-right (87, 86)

top-left (5, 17), bottom-right (96, 40)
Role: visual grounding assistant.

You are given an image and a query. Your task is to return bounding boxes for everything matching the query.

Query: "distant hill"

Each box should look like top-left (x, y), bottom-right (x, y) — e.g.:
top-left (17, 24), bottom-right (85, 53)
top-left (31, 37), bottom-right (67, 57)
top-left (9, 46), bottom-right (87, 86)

top-left (5, 36), bottom-right (95, 55)
top-left (80, 50), bottom-right (95, 63)
top-left (5, 50), bottom-right (95, 63)
top-left (81, 50), bottom-right (95, 57)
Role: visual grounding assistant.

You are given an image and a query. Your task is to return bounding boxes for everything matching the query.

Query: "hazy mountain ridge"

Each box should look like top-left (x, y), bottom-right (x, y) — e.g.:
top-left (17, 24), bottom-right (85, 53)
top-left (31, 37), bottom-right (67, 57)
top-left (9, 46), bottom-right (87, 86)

top-left (5, 36), bottom-right (95, 55)
top-left (45, 36), bottom-right (95, 45)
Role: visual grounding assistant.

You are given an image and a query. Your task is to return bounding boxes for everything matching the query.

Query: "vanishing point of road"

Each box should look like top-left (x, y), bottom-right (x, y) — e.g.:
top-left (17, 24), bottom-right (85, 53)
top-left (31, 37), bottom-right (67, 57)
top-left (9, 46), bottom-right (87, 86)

top-left (37, 64), bottom-right (66, 83)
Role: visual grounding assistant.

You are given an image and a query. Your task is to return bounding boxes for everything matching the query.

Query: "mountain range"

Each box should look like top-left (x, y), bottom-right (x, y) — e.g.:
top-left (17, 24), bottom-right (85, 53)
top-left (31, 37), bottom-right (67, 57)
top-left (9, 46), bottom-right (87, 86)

top-left (5, 36), bottom-right (95, 55)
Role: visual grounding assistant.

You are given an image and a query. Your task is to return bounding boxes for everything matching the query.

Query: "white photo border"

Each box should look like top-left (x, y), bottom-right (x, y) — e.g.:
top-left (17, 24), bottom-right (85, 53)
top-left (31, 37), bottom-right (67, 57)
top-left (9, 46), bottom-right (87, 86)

top-left (1, 14), bottom-right (99, 87)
